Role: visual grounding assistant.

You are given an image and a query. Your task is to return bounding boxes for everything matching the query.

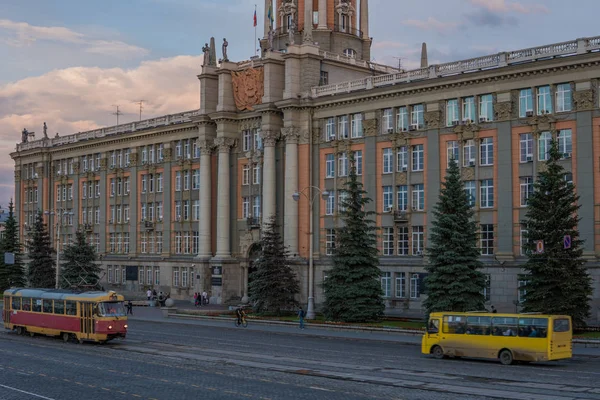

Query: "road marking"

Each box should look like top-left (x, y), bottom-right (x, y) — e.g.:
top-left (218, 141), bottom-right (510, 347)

top-left (310, 386), bottom-right (334, 392)
top-left (0, 384), bottom-right (56, 400)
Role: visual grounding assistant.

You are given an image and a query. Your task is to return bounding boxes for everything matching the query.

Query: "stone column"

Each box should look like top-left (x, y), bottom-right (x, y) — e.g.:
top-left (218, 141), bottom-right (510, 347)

top-left (360, 0), bottom-right (369, 38)
top-left (282, 127), bottom-right (299, 255)
top-left (214, 137), bottom-right (235, 259)
top-left (197, 140), bottom-right (214, 259)
top-left (261, 130), bottom-right (279, 225)
top-left (318, 0), bottom-right (327, 29)
top-left (303, 0), bottom-right (313, 43)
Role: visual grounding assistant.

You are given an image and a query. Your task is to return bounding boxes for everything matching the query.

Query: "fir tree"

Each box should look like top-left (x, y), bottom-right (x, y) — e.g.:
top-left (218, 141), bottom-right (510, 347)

top-left (60, 229), bottom-right (102, 289)
top-left (0, 200), bottom-right (26, 290)
top-left (323, 153), bottom-right (384, 322)
top-left (27, 211), bottom-right (56, 288)
top-left (248, 216), bottom-right (300, 314)
top-left (424, 158), bottom-right (486, 318)
top-left (521, 140), bottom-right (592, 327)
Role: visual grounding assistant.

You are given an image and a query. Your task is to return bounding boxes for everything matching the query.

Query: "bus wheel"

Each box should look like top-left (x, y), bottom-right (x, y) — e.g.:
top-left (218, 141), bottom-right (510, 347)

top-left (499, 349), bottom-right (513, 365)
top-left (62, 333), bottom-right (71, 343)
top-left (432, 346), bottom-right (445, 359)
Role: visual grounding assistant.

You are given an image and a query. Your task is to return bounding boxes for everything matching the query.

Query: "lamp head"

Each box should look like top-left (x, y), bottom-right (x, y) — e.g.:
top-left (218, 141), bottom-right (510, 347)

top-left (321, 190), bottom-right (330, 200)
top-left (292, 192), bottom-right (300, 202)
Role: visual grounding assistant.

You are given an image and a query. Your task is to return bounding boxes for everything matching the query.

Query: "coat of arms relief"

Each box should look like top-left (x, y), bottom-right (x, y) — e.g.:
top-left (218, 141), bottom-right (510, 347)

top-left (231, 67), bottom-right (265, 111)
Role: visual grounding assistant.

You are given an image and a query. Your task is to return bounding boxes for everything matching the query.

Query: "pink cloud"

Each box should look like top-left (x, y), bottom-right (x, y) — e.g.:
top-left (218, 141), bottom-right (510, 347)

top-left (469, 0), bottom-right (550, 14)
top-left (402, 17), bottom-right (461, 33)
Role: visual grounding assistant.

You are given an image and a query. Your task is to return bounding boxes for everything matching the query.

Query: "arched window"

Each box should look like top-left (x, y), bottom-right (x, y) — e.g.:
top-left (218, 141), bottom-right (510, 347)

top-left (343, 48), bottom-right (357, 58)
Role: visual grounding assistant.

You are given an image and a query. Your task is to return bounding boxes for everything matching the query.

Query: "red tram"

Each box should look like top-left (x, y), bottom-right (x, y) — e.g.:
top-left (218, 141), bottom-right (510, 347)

top-left (3, 288), bottom-right (128, 343)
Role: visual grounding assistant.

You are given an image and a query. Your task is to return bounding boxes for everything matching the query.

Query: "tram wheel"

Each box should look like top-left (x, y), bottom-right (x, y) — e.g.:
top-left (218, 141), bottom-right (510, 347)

top-left (62, 333), bottom-right (71, 343)
top-left (16, 326), bottom-right (24, 335)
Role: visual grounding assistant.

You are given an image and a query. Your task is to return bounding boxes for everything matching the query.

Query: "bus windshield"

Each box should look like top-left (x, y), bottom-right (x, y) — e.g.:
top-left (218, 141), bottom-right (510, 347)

top-left (97, 302), bottom-right (126, 317)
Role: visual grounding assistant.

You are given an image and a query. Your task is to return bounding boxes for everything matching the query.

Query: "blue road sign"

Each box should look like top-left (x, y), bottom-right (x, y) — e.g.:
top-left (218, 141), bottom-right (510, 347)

top-left (564, 235), bottom-right (572, 249)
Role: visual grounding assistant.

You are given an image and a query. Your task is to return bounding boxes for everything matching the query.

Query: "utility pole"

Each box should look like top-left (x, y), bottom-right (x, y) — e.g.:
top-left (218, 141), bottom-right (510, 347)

top-left (392, 56), bottom-right (403, 71)
top-left (133, 100), bottom-right (145, 121)
top-left (112, 105), bottom-right (123, 126)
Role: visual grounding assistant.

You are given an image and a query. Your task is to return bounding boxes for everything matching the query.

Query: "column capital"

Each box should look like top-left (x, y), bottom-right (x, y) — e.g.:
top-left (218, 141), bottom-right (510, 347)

top-left (214, 137), bottom-right (236, 153)
top-left (198, 139), bottom-right (215, 155)
top-left (261, 129), bottom-right (280, 147)
top-left (281, 126), bottom-right (300, 144)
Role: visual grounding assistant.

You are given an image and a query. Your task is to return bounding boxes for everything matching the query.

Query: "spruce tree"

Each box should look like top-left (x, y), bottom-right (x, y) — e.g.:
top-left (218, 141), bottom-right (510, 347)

top-left (0, 200), bottom-right (26, 290)
top-left (521, 140), bottom-right (592, 327)
top-left (323, 153), bottom-right (384, 322)
top-left (248, 216), bottom-right (300, 314)
top-left (60, 229), bottom-right (102, 289)
top-left (424, 158), bottom-right (485, 317)
top-left (27, 211), bottom-right (56, 288)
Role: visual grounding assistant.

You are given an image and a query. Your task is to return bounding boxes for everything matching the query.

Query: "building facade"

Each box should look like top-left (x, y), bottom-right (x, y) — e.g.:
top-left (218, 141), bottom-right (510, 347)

top-left (10, 0), bottom-right (600, 321)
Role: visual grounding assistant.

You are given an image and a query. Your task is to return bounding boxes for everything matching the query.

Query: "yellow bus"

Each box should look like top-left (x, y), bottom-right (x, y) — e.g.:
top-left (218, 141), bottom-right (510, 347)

top-left (422, 312), bottom-right (572, 365)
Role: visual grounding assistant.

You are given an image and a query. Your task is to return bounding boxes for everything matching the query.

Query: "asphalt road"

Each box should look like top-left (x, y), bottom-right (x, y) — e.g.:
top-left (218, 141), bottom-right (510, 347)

top-left (1, 308), bottom-right (600, 400)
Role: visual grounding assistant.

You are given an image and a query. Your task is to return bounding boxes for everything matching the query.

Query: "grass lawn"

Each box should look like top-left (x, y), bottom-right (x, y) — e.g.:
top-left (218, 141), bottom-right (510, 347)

top-left (573, 331), bottom-right (600, 339)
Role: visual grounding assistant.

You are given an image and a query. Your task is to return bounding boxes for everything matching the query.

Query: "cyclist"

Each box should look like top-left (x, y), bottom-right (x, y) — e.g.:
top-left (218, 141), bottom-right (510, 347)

top-left (235, 307), bottom-right (244, 326)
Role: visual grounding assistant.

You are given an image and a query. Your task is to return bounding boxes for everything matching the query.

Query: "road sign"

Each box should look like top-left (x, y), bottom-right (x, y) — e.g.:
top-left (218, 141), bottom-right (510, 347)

top-left (564, 235), bottom-right (572, 249)
top-left (534, 240), bottom-right (544, 254)
top-left (4, 252), bottom-right (14, 265)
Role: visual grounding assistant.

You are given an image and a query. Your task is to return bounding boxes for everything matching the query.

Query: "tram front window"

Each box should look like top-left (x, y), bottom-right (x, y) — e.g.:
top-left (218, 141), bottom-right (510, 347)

top-left (97, 302), bottom-right (126, 317)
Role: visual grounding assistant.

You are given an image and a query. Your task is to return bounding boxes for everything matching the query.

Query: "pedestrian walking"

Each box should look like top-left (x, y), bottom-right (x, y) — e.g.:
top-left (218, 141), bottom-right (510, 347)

top-left (298, 307), bottom-right (305, 329)
top-left (126, 300), bottom-right (133, 315)
top-left (146, 289), bottom-right (152, 307)
top-left (194, 292), bottom-right (200, 307)
top-left (491, 305), bottom-right (497, 313)
top-left (202, 291), bottom-right (208, 305)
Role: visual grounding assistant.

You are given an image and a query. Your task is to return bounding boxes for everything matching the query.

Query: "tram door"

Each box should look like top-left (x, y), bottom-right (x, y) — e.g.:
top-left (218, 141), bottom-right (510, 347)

top-left (2, 296), bottom-right (10, 324)
top-left (79, 302), bottom-right (94, 339)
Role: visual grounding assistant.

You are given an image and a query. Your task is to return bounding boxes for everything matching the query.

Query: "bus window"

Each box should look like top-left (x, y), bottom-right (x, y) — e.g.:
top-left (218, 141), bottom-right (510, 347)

top-left (553, 318), bottom-right (570, 333)
top-left (22, 298), bottom-right (31, 311)
top-left (43, 299), bottom-right (53, 313)
top-left (492, 317), bottom-right (517, 336)
top-left (66, 301), bottom-right (77, 316)
top-left (443, 315), bottom-right (466, 334)
top-left (11, 297), bottom-right (20, 310)
top-left (32, 299), bottom-right (42, 312)
top-left (97, 302), bottom-right (126, 317)
top-left (466, 316), bottom-right (491, 335)
top-left (518, 318), bottom-right (548, 338)
top-left (54, 300), bottom-right (65, 315)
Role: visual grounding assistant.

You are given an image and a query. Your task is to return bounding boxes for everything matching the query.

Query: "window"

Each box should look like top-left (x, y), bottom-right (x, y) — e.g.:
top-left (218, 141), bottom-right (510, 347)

top-left (556, 83), bottom-right (572, 112)
top-left (382, 148), bottom-right (393, 174)
top-left (252, 165), bottom-right (261, 185)
top-left (326, 229), bottom-right (336, 256)
top-left (464, 181), bottom-right (476, 207)
top-left (253, 129), bottom-right (262, 150)
top-left (183, 171), bottom-right (190, 190)
top-left (446, 99), bottom-right (459, 126)
top-left (412, 145), bottom-right (424, 171)
top-left (564, 172), bottom-right (573, 185)
top-left (382, 228), bottom-right (394, 256)
top-left (338, 153), bottom-right (348, 177)
top-left (462, 97), bottom-right (475, 122)
top-left (412, 226), bottom-right (424, 255)
top-left (518, 279), bottom-right (528, 303)
top-left (412, 184), bottom-right (424, 211)
top-left (343, 48), bottom-right (356, 58)
top-left (338, 115), bottom-right (348, 139)
top-left (520, 177), bottom-right (533, 207)
top-left (480, 179), bottom-right (494, 208)
top-left (519, 88), bottom-right (533, 117)
top-left (536, 85), bottom-right (552, 115)
top-left (480, 137), bottom-right (493, 166)
top-left (463, 139), bottom-right (475, 167)
top-left (397, 185), bottom-right (408, 211)
top-left (397, 227), bottom-right (409, 255)
top-left (173, 268), bottom-right (180, 287)
top-left (82, 183), bottom-right (87, 199)
top-left (381, 272), bottom-right (391, 297)
top-left (157, 174), bottom-right (163, 192)
top-left (242, 130), bottom-right (251, 152)
top-left (395, 272), bottom-right (406, 298)
top-left (382, 109), bottom-right (393, 132)
top-left (355, 150), bottom-right (363, 175)
top-left (325, 117), bottom-right (335, 141)
top-left (320, 70), bottom-right (329, 86)
top-left (482, 274), bottom-right (491, 302)
top-left (538, 132), bottom-right (551, 161)
top-left (447, 141), bottom-right (459, 167)
top-left (558, 129), bottom-right (572, 157)
top-left (192, 169), bottom-right (200, 189)
top-left (397, 147), bottom-right (408, 171)
top-left (396, 107), bottom-right (408, 132)
top-left (253, 196), bottom-right (261, 217)
top-left (325, 191), bottom-right (335, 215)
top-left (520, 133), bottom-right (533, 162)
top-left (410, 273), bottom-right (420, 298)
top-left (479, 94), bottom-right (494, 122)
top-left (351, 113), bottom-right (362, 138)
top-left (480, 224), bottom-right (494, 255)
top-left (338, 192), bottom-right (349, 213)
top-left (325, 154), bottom-right (335, 178)
top-left (411, 104), bottom-right (424, 128)
top-left (520, 225), bottom-right (529, 256)
top-left (382, 186), bottom-right (393, 211)
top-left (242, 197), bottom-right (250, 218)
top-left (175, 171), bottom-right (181, 191)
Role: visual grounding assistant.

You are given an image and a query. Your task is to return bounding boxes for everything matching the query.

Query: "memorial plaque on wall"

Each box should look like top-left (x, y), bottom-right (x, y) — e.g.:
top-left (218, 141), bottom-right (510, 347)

top-left (211, 265), bottom-right (222, 286)
top-left (126, 266), bottom-right (139, 281)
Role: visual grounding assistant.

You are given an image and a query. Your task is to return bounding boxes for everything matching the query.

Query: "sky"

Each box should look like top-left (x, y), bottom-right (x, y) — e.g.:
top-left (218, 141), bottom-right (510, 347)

top-left (0, 0), bottom-right (599, 208)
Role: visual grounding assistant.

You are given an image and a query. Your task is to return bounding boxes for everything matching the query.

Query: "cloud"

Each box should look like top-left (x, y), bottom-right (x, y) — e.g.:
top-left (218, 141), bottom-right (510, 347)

top-left (0, 18), bottom-right (148, 58)
top-left (465, 0), bottom-right (549, 27)
top-left (372, 41), bottom-right (408, 50)
top-left (0, 55), bottom-right (202, 206)
top-left (402, 17), bottom-right (461, 33)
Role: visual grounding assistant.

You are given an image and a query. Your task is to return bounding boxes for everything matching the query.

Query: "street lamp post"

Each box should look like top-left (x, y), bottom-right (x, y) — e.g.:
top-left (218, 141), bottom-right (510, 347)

top-left (46, 209), bottom-right (73, 289)
top-left (292, 186), bottom-right (329, 320)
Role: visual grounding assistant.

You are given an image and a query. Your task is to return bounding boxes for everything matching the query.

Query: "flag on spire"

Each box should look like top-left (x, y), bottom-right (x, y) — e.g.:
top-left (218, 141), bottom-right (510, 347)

top-left (268, 3), bottom-right (273, 25)
top-left (253, 8), bottom-right (257, 27)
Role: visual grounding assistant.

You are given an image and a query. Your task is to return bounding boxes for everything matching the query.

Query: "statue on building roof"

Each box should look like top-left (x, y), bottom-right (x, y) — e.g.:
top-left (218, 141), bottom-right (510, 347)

top-left (288, 20), bottom-right (295, 45)
top-left (21, 128), bottom-right (28, 143)
top-left (222, 38), bottom-right (229, 62)
top-left (43, 122), bottom-right (48, 139)
top-left (202, 43), bottom-right (210, 66)
top-left (268, 27), bottom-right (274, 51)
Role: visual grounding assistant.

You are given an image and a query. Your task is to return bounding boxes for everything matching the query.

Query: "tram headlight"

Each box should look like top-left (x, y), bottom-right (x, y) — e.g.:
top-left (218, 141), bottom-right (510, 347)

top-left (108, 325), bottom-right (113, 330)
top-left (124, 324), bottom-right (128, 329)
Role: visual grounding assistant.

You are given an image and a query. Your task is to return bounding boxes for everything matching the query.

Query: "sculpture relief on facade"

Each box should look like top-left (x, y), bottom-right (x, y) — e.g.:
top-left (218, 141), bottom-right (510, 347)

top-left (537, 161), bottom-right (548, 173)
top-left (494, 101), bottom-right (512, 121)
top-left (35, 166), bottom-right (44, 178)
top-left (424, 111), bottom-right (441, 129)
top-left (99, 158), bottom-right (107, 171)
top-left (198, 140), bottom-right (215, 155)
top-left (280, 126), bottom-right (299, 144)
top-left (214, 137), bottom-right (236, 152)
top-left (395, 173), bottom-right (407, 185)
top-left (527, 114), bottom-right (555, 135)
top-left (461, 167), bottom-right (475, 181)
top-left (573, 89), bottom-right (594, 111)
top-left (454, 122), bottom-right (480, 141)
top-left (262, 129), bottom-right (280, 147)
top-left (163, 148), bottom-right (173, 162)
top-left (14, 170), bottom-right (21, 181)
top-left (363, 119), bottom-right (378, 137)
top-left (231, 67), bottom-right (265, 111)
top-left (129, 153), bottom-right (138, 167)
top-left (72, 161), bottom-right (80, 174)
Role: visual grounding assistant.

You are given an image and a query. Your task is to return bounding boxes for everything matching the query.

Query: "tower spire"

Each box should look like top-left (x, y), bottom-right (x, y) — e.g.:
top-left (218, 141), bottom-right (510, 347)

top-left (303, 0), bottom-right (313, 43)
top-left (360, 0), bottom-right (369, 39)
top-left (420, 42), bottom-right (428, 68)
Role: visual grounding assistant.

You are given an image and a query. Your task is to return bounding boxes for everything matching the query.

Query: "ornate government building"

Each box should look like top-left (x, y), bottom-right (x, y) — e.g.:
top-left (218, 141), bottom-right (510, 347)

top-left (11, 0), bottom-right (600, 320)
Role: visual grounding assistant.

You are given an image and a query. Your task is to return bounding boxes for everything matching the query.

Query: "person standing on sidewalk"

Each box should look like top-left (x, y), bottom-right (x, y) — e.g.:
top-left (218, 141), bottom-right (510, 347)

top-left (126, 300), bottom-right (133, 315)
top-left (298, 307), bottom-right (305, 329)
top-left (146, 289), bottom-right (152, 306)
